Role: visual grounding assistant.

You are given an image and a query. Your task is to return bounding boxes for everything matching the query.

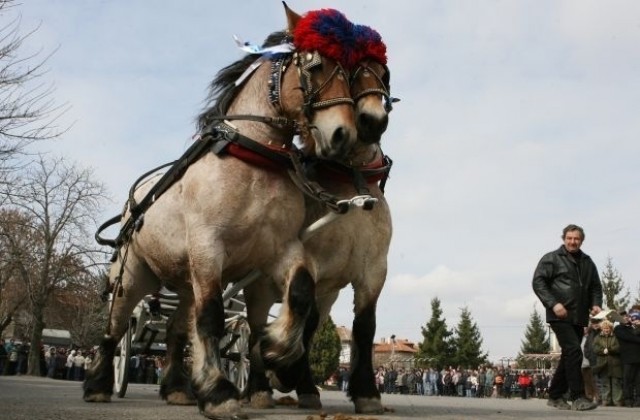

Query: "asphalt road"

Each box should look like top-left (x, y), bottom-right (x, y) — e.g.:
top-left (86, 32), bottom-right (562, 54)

top-left (1, 375), bottom-right (637, 420)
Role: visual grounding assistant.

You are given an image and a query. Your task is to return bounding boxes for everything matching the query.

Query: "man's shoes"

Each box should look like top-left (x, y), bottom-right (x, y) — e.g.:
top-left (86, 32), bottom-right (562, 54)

top-left (572, 397), bottom-right (598, 411)
top-left (547, 398), bottom-right (571, 410)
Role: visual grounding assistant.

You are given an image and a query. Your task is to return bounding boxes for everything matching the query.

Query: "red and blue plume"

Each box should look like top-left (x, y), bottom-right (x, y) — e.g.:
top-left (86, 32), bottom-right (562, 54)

top-left (353, 24), bottom-right (387, 66)
top-left (292, 8), bottom-right (387, 69)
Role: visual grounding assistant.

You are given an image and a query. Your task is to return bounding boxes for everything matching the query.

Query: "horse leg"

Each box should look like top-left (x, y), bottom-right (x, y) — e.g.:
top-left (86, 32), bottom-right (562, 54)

top-left (84, 255), bottom-right (159, 402)
top-left (190, 278), bottom-right (243, 419)
top-left (160, 295), bottom-right (196, 405)
top-left (295, 291), bottom-right (340, 409)
top-left (243, 281), bottom-right (278, 409)
top-left (349, 281), bottom-right (384, 414)
top-left (260, 265), bottom-right (317, 393)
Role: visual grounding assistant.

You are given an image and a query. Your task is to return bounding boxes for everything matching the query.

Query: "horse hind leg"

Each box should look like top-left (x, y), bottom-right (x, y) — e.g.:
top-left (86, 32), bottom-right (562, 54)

top-left (160, 295), bottom-right (196, 405)
top-left (260, 266), bottom-right (317, 393)
top-left (295, 291), bottom-right (340, 410)
top-left (242, 282), bottom-right (277, 409)
top-left (84, 255), bottom-right (159, 402)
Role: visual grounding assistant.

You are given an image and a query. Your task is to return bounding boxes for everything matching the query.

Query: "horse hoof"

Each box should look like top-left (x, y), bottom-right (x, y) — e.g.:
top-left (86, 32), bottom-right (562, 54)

top-left (165, 391), bottom-right (196, 405)
top-left (249, 391), bottom-right (275, 409)
top-left (298, 393), bottom-right (322, 409)
top-left (354, 397), bottom-right (384, 414)
top-left (200, 399), bottom-right (245, 420)
top-left (83, 392), bottom-right (112, 403)
top-left (265, 370), bottom-right (294, 393)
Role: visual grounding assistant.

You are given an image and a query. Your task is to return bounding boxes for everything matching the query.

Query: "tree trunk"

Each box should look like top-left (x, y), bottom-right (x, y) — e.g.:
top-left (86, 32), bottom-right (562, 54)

top-left (26, 303), bottom-right (45, 376)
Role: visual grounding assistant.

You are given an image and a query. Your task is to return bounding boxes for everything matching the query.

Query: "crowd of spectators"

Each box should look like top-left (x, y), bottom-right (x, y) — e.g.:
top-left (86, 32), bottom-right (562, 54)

top-left (0, 338), bottom-right (166, 385)
top-left (0, 339), bottom-right (95, 380)
top-left (366, 365), bottom-right (549, 399)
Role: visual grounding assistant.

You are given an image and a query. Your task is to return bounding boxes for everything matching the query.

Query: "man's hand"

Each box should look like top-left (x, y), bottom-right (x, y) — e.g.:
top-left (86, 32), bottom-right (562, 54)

top-left (591, 306), bottom-right (602, 316)
top-left (553, 303), bottom-right (568, 319)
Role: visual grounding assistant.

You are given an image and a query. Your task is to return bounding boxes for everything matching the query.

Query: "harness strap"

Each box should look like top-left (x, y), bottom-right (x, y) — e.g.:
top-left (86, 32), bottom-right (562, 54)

top-left (308, 153), bottom-right (393, 193)
top-left (204, 122), bottom-right (294, 171)
top-left (288, 152), bottom-right (349, 214)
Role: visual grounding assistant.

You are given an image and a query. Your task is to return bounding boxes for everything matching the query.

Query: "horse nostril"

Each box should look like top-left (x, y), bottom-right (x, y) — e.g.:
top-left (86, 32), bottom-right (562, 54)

top-left (357, 113), bottom-right (388, 143)
top-left (331, 126), bottom-right (350, 147)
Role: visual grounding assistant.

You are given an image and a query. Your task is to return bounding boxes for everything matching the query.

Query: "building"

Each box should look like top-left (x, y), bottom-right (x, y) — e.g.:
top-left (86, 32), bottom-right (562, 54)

top-left (336, 327), bottom-right (418, 370)
top-left (373, 336), bottom-right (418, 369)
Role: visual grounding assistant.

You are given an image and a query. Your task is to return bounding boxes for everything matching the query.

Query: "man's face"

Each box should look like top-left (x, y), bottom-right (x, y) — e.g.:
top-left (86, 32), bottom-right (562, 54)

top-left (563, 230), bottom-right (583, 253)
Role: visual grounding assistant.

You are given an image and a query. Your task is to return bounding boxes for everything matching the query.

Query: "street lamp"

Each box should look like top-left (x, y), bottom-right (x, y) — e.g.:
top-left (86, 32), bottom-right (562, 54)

top-left (390, 334), bottom-right (396, 368)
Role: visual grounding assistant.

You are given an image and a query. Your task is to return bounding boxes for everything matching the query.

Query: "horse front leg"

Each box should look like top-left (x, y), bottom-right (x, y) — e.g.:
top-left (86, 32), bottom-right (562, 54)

top-left (161, 296), bottom-right (196, 405)
top-left (260, 265), bottom-right (317, 393)
top-left (190, 283), bottom-right (242, 419)
top-left (349, 287), bottom-right (384, 414)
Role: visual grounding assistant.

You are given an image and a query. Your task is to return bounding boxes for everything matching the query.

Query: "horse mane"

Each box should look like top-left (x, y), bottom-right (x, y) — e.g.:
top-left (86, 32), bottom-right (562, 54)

top-left (197, 31), bottom-right (291, 130)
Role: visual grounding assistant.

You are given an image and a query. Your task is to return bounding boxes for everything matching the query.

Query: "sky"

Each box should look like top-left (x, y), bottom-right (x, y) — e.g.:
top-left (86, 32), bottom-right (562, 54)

top-left (11, 0), bottom-right (640, 363)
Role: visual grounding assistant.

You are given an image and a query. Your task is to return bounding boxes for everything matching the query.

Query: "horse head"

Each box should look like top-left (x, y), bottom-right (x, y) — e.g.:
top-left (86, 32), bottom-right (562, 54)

top-left (283, 4), bottom-right (359, 160)
top-left (351, 59), bottom-right (392, 144)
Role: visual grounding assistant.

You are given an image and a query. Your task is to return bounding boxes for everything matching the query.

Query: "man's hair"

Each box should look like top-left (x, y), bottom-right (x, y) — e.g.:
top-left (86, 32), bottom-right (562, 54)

top-left (562, 224), bottom-right (585, 240)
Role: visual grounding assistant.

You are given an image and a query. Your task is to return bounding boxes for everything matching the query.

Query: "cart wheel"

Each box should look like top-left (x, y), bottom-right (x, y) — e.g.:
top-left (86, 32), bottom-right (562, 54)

top-left (114, 319), bottom-right (133, 398)
top-left (221, 317), bottom-right (250, 392)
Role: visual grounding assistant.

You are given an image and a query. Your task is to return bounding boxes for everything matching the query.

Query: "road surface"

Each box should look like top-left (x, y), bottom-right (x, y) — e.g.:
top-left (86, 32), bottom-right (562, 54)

top-left (1, 375), bottom-right (637, 419)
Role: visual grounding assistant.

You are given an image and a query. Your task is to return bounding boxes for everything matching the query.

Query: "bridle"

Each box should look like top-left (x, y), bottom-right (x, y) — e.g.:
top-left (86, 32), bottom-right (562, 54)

top-left (293, 50), bottom-right (354, 119)
top-left (350, 61), bottom-right (397, 113)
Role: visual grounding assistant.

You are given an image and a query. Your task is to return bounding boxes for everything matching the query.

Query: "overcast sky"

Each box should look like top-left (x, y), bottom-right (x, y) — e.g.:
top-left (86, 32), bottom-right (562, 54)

top-left (14, 0), bottom-right (640, 363)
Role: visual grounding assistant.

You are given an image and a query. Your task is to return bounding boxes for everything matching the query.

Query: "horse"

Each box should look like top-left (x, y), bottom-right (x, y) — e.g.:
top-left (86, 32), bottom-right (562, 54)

top-left (83, 4), bottom-right (358, 419)
top-left (242, 9), bottom-right (395, 415)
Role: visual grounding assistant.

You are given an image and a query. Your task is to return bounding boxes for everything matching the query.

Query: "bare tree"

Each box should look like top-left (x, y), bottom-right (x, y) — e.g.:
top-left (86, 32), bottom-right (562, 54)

top-left (0, 0), bottom-right (68, 172)
top-left (0, 208), bottom-right (29, 336)
top-left (0, 155), bottom-right (106, 375)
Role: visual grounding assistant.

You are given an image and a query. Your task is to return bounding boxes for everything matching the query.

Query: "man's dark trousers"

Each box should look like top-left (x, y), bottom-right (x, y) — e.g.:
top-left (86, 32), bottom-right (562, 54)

top-left (549, 321), bottom-right (585, 401)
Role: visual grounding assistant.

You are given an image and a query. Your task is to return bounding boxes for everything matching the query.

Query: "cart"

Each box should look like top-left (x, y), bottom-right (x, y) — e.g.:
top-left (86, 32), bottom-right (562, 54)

top-left (111, 282), bottom-right (251, 398)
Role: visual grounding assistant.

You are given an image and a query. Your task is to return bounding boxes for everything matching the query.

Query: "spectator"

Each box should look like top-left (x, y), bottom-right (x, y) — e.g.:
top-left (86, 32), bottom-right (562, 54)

top-left (5, 340), bottom-right (19, 375)
top-left (55, 348), bottom-right (67, 379)
top-left (583, 319), bottom-right (602, 404)
top-left (73, 350), bottom-right (86, 381)
top-left (340, 367), bottom-right (350, 392)
top-left (532, 224), bottom-right (602, 411)
top-left (477, 368), bottom-right (486, 398)
top-left (592, 319), bottom-right (623, 406)
top-left (484, 366), bottom-right (495, 397)
top-left (494, 369), bottom-right (504, 397)
top-left (66, 350), bottom-right (76, 380)
top-left (46, 347), bottom-right (57, 378)
top-left (0, 341), bottom-right (7, 375)
top-left (518, 371), bottom-right (532, 399)
top-left (614, 308), bottom-right (640, 407)
top-left (376, 366), bottom-right (386, 393)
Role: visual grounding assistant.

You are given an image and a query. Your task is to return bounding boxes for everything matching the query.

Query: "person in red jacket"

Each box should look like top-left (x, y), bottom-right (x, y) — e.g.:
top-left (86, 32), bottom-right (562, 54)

top-left (518, 371), bottom-right (532, 399)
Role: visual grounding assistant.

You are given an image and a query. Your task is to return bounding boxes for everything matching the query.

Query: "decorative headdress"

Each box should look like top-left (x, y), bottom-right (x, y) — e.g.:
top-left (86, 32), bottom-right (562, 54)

top-left (292, 8), bottom-right (387, 69)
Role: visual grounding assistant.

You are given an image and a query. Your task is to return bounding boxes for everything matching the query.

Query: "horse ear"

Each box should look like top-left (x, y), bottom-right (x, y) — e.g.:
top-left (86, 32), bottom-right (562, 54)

top-left (283, 1), bottom-right (301, 32)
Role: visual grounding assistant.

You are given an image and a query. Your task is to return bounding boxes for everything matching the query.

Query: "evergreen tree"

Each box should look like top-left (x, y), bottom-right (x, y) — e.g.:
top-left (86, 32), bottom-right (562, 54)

top-left (416, 297), bottom-right (455, 368)
top-left (451, 306), bottom-right (488, 368)
top-left (601, 256), bottom-right (630, 311)
top-left (517, 306), bottom-right (550, 368)
top-left (519, 306), bottom-right (550, 354)
top-left (308, 316), bottom-right (341, 385)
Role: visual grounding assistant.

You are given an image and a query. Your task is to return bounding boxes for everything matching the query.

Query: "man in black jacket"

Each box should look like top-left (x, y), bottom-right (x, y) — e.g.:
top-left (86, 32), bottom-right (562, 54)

top-left (614, 309), bottom-right (640, 407)
top-left (532, 224), bottom-right (603, 411)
